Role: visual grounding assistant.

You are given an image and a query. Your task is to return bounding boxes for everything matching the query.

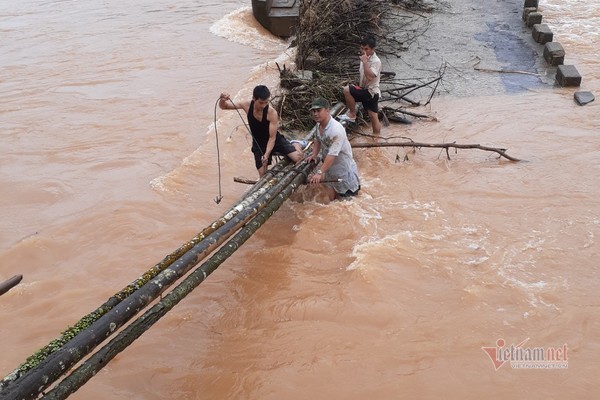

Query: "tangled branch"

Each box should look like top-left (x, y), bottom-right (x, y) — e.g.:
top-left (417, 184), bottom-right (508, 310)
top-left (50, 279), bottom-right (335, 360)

top-left (351, 141), bottom-right (522, 162)
top-left (276, 0), bottom-right (439, 132)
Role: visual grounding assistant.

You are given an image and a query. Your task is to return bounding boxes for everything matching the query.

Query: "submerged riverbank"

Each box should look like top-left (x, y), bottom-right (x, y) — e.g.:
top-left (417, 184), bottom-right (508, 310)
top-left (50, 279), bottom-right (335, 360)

top-left (387, 0), bottom-right (553, 100)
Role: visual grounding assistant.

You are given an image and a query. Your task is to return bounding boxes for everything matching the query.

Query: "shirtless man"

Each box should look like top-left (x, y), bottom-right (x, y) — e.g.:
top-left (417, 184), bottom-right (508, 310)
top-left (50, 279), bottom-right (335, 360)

top-left (219, 85), bottom-right (302, 176)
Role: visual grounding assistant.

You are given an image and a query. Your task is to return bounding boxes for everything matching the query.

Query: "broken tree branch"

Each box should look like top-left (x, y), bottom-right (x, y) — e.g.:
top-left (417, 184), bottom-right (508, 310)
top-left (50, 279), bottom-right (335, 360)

top-left (351, 141), bottom-right (521, 161)
top-left (472, 56), bottom-right (540, 76)
top-left (381, 106), bottom-right (437, 121)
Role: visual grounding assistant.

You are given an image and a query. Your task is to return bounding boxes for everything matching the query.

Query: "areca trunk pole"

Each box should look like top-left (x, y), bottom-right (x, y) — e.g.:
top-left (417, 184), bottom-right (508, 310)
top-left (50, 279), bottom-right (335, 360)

top-left (0, 159), bottom-right (315, 400)
top-left (0, 158), bottom-right (300, 391)
top-left (0, 275), bottom-right (22, 296)
top-left (1, 104), bottom-right (331, 395)
top-left (42, 162), bottom-right (313, 400)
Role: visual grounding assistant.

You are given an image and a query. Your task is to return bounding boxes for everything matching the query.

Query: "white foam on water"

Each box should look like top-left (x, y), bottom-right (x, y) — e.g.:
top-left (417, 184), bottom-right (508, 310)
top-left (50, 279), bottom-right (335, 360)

top-left (398, 199), bottom-right (444, 221)
top-left (541, 1), bottom-right (600, 55)
top-left (209, 7), bottom-right (288, 52)
top-left (345, 197), bottom-right (383, 228)
top-left (148, 8), bottom-right (295, 196)
top-left (250, 48), bottom-right (296, 74)
top-left (149, 140), bottom-right (209, 193)
top-left (343, 195), bottom-right (496, 276)
top-left (346, 231), bottom-right (414, 271)
top-left (494, 254), bottom-right (559, 310)
top-left (149, 107), bottom-right (254, 195)
top-left (464, 256), bottom-right (490, 266)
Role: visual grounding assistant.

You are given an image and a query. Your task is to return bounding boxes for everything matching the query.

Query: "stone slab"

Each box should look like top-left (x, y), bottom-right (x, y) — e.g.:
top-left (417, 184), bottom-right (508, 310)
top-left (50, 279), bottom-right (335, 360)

top-left (574, 91), bottom-right (595, 106)
top-left (544, 42), bottom-right (565, 66)
top-left (556, 65), bottom-right (582, 87)
top-left (532, 24), bottom-right (553, 44)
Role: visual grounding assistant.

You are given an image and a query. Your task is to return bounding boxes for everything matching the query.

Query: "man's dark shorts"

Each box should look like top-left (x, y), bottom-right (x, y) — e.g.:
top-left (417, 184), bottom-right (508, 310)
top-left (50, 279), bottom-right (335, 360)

top-left (349, 85), bottom-right (379, 113)
top-left (338, 185), bottom-right (361, 198)
top-left (251, 133), bottom-right (296, 170)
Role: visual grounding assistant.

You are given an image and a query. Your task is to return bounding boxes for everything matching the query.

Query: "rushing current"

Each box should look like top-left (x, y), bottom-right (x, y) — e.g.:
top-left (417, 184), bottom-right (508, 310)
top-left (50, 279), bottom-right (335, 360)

top-left (1, 0), bottom-right (598, 398)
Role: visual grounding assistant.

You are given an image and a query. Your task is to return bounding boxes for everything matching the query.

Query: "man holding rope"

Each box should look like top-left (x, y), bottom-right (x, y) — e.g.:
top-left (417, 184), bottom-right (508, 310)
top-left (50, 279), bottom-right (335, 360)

top-left (219, 85), bottom-right (302, 177)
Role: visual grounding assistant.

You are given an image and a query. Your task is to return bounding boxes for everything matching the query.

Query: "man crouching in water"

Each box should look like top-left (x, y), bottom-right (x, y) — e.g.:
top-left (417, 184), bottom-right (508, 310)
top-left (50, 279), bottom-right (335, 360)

top-left (219, 85), bottom-right (303, 177)
top-left (306, 97), bottom-right (361, 201)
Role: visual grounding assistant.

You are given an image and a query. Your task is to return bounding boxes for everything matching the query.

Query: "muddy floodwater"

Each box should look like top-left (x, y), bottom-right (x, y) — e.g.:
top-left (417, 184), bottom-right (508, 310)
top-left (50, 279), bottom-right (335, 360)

top-left (1, 0), bottom-right (599, 399)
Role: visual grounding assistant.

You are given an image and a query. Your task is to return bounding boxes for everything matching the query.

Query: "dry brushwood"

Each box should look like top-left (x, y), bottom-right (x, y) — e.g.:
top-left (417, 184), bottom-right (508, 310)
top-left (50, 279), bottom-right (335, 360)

top-left (276, 0), bottom-right (437, 132)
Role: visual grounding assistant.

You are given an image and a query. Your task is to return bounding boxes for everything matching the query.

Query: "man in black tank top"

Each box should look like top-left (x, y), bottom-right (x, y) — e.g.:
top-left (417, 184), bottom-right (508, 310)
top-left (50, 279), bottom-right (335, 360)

top-left (219, 85), bottom-right (303, 177)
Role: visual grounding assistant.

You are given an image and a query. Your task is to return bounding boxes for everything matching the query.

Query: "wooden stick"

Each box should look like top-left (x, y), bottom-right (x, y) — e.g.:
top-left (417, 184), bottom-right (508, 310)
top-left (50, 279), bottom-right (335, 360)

top-left (351, 141), bottom-right (521, 162)
top-left (472, 56), bottom-right (540, 76)
top-left (380, 111), bottom-right (391, 127)
top-left (382, 106), bottom-right (436, 120)
top-left (474, 66), bottom-right (541, 76)
top-left (381, 84), bottom-right (417, 94)
top-left (0, 275), bottom-right (23, 296)
top-left (234, 177), bottom-right (342, 185)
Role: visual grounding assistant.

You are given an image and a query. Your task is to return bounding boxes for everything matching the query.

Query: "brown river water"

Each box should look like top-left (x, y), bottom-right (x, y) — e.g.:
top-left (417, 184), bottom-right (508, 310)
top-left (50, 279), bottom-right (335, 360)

top-left (1, 0), bottom-right (599, 399)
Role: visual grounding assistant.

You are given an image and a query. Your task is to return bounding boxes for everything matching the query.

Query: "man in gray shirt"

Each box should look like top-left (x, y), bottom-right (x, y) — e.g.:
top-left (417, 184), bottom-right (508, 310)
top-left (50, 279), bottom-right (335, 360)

top-left (307, 97), bottom-right (361, 201)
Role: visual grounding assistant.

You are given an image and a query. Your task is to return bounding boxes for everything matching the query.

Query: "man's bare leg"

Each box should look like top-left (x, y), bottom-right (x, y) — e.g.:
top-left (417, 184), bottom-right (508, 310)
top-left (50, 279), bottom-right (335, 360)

top-left (287, 148), bottom-right (303, 164)
top-left (343, 85), bottom-right (358, 119)
top-left (257, 165), bottom-right (267, 177)
top-left (368, 109), bottom-right (381, 135)
top-left (324, 186), bottom-right (338, 202)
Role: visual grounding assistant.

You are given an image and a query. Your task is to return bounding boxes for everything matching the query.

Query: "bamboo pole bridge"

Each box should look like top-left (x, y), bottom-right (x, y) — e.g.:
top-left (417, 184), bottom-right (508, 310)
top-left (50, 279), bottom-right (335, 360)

top-left (0, 103), bottom-right (342, 399)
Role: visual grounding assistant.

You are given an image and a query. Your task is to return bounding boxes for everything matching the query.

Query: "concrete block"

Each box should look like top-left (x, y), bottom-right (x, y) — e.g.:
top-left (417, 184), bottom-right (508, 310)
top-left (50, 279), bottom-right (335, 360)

top-left (524, 0), bottom-right (539, 8)
top-left (522, 7), bottom-right (537, 21)
top-left (531, 24), bottom-right (554, 44)
top-left (280, 69), bottom-right (313, 89)
top-left (556, 65), bottom-right (582, 87)
top-left (544, 42), bottom-right (565, 66)
top-left (532, 24), bottom-right (553, 44)
top-left (526, 12), bottom-right (543, 27)
top-left (293, 70), bottom-right (313, 81)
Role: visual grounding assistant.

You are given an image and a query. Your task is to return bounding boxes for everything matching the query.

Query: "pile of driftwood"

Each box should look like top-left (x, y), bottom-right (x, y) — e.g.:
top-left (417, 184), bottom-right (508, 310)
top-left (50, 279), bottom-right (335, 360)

top-left (274, 0), bottom-right (442, 132)
top-left (274, 0), bottom-right (521, 161)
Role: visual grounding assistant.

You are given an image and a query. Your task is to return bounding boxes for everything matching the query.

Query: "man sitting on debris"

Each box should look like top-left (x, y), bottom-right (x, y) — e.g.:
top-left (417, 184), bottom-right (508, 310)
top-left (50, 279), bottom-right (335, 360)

top-left (306, 97), bottom-right (361, 201)
top-left (339, 34), bottom-right (382, 135)
top-left (219, 85), bottom-right (303, 177)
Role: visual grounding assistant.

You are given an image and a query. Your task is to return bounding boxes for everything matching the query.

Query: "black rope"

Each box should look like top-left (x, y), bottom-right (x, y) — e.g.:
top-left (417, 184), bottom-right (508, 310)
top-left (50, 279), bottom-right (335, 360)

top-left (213, 96), bottom-right (272, 203)
top-left (213, 98), bottom-right (223, 204)
top-left (213, 96), bottom-right (280, 203)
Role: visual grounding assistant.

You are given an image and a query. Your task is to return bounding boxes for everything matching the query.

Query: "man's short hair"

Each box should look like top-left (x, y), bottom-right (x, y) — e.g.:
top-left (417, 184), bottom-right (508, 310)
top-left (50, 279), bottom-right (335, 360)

top-left (253, 85), bottom-right (271, 100)
top-left (360, 34), bottom-right (377, 49)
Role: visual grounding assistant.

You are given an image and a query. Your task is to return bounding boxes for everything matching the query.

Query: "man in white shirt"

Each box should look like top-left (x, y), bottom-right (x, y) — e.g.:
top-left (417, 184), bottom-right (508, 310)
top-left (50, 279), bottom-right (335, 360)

top-left (307, 97), bottom-right (361, 201)
top-left (339, 34), bottom-right (382, 135)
